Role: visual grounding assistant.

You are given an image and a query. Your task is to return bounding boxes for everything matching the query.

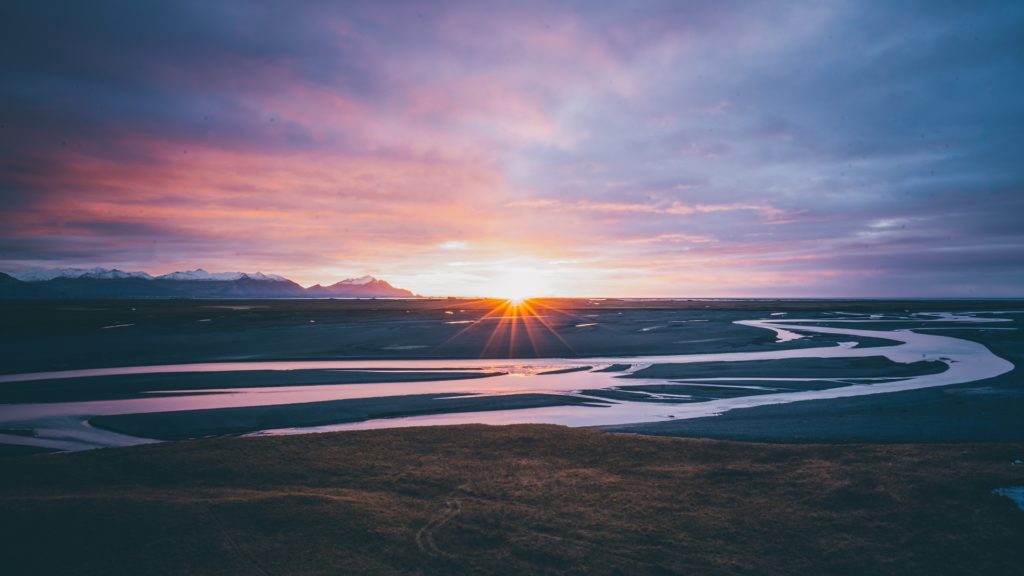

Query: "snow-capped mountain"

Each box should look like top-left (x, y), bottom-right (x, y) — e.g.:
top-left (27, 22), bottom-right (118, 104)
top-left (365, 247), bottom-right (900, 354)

top-left (0, 268), bottom-right (417, 298)
top-left (335, 275), bottom-right (375, 286)
top-left (11, 267), bottom-right (153, 281)
top-left (156, 269), bottom-right (288, 282)
top-left (306, 276), bottom-right (414, 297)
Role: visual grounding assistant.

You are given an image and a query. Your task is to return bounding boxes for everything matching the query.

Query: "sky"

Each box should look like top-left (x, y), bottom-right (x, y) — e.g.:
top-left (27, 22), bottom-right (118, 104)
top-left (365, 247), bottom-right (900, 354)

top-left (1, 1), bottom-right (1022, 297)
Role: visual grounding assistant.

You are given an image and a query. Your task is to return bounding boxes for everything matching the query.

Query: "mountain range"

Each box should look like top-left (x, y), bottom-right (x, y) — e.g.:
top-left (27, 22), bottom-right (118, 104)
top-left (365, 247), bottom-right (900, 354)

top-left (0, 268), bottom-right (416, 299)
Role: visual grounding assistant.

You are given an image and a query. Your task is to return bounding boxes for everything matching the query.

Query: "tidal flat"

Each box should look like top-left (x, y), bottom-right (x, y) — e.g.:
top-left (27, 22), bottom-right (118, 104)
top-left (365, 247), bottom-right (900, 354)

top-left (0, 298), bottom-right (1022, 450)
top-left (0, 298), bottom-right (931, 373)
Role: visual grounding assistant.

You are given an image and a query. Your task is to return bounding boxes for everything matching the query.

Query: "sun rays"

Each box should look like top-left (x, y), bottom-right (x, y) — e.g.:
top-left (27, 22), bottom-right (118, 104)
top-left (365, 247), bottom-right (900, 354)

top-left (439, 298), bottom-right (578, 358)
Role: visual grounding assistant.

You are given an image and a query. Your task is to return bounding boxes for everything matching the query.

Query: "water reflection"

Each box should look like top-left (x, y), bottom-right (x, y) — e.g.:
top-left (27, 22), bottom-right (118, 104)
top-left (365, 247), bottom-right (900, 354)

top-left (0, 311), bottom-right (1014, 451)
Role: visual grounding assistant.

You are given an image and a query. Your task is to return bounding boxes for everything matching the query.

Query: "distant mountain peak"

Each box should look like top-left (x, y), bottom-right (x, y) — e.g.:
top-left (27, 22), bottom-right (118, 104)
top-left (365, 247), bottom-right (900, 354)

top-left (0, 267), bottom-right (416, 298)
top-left (241, 271), bottom-right (289, 282)
top-left (10, 267), bottom-right (152, 281)
top-left (156, 269), bottom-right (288, 282)
top-left (335, 275), bottom-right (376, 286)
top-left (308, 275), bottom-right (414, 297)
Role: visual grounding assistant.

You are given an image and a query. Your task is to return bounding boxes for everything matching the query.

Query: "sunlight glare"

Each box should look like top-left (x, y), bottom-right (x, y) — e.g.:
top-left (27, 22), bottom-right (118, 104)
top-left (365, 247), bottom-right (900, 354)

top-left (486, 268), bottom-right (551, 302)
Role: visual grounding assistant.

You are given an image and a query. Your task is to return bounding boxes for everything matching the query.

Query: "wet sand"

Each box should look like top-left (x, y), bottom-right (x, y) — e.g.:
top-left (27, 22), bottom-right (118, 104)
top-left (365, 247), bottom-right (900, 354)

top-left (610, 378), bottom-right (1024, 442)
top-left (0, 299), bottom-right (1021, 448)
top-left (0, 369), bottom-right (506, 403)
top-left (0, 298), bottom-right (1002, 374)
top-left (77, 356), bottom-right (950, 442)
top-left (92, 393), bottom-right (606, 441)
top-left (612, 315), bottom-right (1024, 442)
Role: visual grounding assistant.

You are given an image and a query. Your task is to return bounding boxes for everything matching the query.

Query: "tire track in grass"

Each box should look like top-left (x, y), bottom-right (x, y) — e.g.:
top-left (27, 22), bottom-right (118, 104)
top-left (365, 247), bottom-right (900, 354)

top-left (416, 484), bottom-right (470, 558)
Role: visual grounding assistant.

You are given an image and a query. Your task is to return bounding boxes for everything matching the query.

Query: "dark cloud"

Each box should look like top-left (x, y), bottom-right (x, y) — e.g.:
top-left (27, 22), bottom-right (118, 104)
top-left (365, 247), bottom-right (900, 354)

top-left (0, 1), bottom-right (1021, 295)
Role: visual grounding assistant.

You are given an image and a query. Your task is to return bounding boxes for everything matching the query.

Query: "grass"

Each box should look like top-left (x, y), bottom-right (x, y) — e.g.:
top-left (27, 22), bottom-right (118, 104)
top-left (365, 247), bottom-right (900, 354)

top-left (2, 424), bottom-right (1024, 575)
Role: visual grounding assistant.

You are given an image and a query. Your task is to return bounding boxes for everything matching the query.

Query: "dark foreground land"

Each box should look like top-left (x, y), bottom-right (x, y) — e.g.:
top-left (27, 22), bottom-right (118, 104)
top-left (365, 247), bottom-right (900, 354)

top-left (2, 298), bottom-right (1020, 374)
top-left (2, 425), bottom-right (1023, 575)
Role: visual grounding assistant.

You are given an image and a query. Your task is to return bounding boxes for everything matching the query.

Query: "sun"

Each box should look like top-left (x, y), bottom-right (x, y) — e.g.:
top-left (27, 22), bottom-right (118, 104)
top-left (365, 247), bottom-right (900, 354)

top-left (440, 269), bottom-right (576, 357)
top-left (486, 269), bottom-right (550, 302)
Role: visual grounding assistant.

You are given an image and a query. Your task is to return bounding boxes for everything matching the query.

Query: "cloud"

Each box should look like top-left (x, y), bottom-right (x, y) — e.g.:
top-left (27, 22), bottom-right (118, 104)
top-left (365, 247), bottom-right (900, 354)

top-left (1, 1), bottom-right (1022, 295)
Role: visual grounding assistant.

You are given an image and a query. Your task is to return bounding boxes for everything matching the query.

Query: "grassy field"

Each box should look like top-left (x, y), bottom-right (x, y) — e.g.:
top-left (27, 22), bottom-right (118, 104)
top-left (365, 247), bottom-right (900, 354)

top-left (3, 425), bottom-right (1023, 575)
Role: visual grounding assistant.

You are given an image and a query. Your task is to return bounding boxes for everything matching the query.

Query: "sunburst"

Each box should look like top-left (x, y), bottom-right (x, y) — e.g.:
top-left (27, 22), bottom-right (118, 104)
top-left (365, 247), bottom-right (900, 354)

top-left (439, 297), bottom-right (579, 358)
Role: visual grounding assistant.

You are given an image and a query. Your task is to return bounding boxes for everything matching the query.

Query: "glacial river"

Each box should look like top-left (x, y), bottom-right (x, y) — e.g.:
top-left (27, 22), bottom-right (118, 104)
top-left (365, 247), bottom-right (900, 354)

top-left (0, 311), bottom-right (1015, 451)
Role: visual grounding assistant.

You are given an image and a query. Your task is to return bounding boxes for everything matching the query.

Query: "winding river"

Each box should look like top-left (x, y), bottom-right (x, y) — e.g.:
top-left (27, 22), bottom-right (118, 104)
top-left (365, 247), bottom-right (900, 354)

top-left (0, 311), bottom-right (1014, 451)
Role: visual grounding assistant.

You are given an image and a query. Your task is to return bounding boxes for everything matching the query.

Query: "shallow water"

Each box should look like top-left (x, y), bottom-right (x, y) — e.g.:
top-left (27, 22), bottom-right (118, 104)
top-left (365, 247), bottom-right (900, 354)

top-left (992, 487), bottom-right (1024, 511)
top-left (0, 311), bottom-right (1014, 451)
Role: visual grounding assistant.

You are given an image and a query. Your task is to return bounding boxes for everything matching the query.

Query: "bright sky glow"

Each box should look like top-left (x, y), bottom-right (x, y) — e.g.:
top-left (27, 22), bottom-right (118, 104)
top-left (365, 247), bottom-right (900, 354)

top-left (1, 2), bottom-right (1022, 297)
